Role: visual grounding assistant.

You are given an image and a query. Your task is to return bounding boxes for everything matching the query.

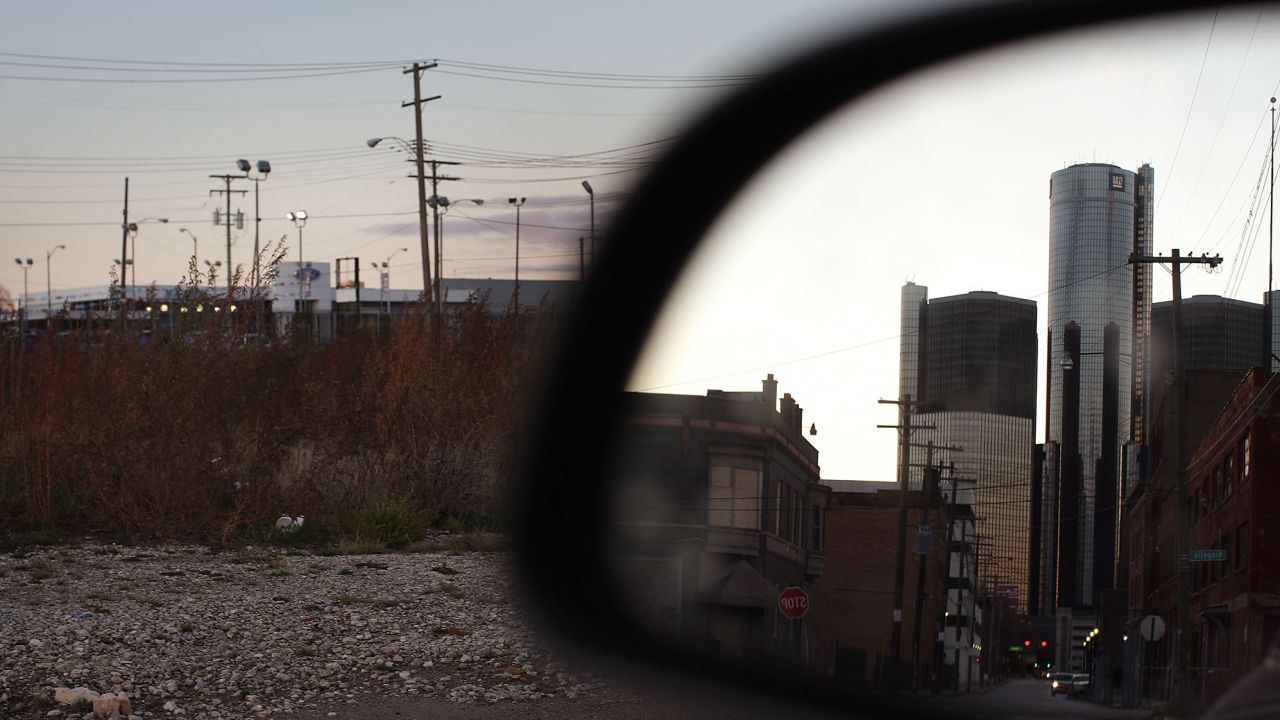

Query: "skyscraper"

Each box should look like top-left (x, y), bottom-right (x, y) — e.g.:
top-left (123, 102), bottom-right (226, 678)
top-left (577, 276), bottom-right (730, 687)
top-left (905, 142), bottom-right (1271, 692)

top-left (899, 285), bottom-right (1038, 610)
top-left (1041, 162), bottom-right (1153, 611)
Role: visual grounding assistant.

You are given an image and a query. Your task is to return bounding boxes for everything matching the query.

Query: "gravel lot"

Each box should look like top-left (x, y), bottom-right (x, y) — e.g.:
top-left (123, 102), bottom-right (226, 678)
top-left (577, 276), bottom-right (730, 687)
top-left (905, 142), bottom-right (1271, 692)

top-left (0, 538), bottom-right (612, 719)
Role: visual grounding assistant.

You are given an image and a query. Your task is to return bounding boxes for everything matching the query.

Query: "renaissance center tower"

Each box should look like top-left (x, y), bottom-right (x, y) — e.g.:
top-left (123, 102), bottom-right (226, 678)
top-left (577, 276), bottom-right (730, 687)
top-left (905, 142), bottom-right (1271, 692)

top-left (1041, 162), bottom-right (1153, 611)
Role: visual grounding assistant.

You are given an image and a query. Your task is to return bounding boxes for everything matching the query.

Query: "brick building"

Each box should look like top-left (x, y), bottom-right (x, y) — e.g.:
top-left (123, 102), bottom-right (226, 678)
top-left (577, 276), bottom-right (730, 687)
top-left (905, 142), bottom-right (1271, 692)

top-left (1184, 369), bottom-right (1280, 700)
top-left (1126, 368), bottom-right (1280, 704)
top-left (812, 477), bottom-right (978, 690)
top-left (606, 375), bottom-right (827, 671)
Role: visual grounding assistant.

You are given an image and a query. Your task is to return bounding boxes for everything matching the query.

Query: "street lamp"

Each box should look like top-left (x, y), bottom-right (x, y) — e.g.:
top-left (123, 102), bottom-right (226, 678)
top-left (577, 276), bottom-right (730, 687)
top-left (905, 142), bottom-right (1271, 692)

top-left (286, 211), bottom-right (308, 301)
top-left (581, 180), bottom-right (595, 269)
top-left (378, 247), bottom-right (409, 314)
top-left (14, 258), bottom-right (32, 334)
top-left (368, 136), bottom-right (432, 305)
top-left (46, 245), bottom-right (65, 320)
top-left (126, 217), bottom-right (168, 302)
top-left (236, 159), bottom-right (272, 290)
top-left (509, 197), bottom-right (526, 310)
top-left (178, 228), bottom-right (198, 264)
top-left (428, 195), bottom-right (483, 312)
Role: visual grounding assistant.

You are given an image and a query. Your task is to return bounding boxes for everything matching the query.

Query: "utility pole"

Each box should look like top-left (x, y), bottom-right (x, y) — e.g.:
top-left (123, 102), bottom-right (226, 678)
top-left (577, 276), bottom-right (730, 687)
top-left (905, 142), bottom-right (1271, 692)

top-left (578, 237), bottom-right (585, 280)
top-left (878, 395), bottom-right (934, 692)
top-left (119, 177), bottom-right (129, 326)
top-left (402, 62), bottom-right (439, 310)
top-left (1128, 248), bottom-right (1222, 704)
top-left (1269, 97), bottom-right (1276, 371)
top-left (209, 174), bottom-right (246, 296)
top-left (428, 158), bottom-right (461, 324)
top-left (907, 441), bottom-right (962, 691)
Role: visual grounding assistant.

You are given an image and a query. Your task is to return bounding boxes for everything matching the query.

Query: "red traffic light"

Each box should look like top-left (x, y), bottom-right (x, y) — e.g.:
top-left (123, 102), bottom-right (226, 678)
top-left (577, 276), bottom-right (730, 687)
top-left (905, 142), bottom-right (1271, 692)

top-left (1024, 640), bottom-right (1032, 647)
top-left (1040, 640), bottom-right (1049, 648)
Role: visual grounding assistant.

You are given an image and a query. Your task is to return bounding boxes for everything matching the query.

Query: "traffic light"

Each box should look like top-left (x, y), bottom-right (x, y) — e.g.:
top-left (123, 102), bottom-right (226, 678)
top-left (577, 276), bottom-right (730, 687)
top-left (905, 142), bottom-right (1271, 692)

top-left (1024, 640), bottom-right (1032, 647)
top-left (1040, 640), bottom-right (1048, 648)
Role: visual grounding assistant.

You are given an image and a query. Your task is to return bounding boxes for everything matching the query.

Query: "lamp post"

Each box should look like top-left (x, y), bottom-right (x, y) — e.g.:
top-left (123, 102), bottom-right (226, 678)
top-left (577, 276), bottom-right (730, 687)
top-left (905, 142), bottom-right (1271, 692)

top-left (126, 217), bottom-right (168, 302)
top-left (286, 211), bottom-right (308, 305)
top-left (46, 244), bottom-right (65, 320)
top-left (236, 159), bottom-right (272, 291)
top-left (378, 247), bottom-right (409, 315)
top-left (581, 180), bottom-right (595, 269)
top-left (14, 258), bottom-right (32, 334)
top-left (428, 195), bottom-right (483, 316)
top-left (508, 197), bottom-right (526, 310)
top-left (178, 228), bottom-right (198, 265)
top-left (368, 136), bottom-right (432, 307)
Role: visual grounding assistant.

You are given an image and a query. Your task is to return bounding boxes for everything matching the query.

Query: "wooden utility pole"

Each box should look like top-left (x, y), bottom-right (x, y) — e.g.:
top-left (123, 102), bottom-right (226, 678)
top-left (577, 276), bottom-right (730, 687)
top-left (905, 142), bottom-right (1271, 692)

top-left (908, 440), bottom-right (962, 691)
top-left (877, 395), bottom-right (933, 691)
top-left (119, 177), bottom-right (129, 327)
top-left (428, 158), bottom-right (461, 324)
top-left (402, 62), bottom-right (439, 310)
top-left (1128, 248), bottom-right (1221, 703)
top-left (209, 175), bottom-right (246, 296)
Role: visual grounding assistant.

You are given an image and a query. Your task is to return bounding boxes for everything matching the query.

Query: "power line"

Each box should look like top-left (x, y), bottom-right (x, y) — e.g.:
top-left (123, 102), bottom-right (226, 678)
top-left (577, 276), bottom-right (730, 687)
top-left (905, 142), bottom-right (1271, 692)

top-left (1155, 8), bottom-right (1220, 213)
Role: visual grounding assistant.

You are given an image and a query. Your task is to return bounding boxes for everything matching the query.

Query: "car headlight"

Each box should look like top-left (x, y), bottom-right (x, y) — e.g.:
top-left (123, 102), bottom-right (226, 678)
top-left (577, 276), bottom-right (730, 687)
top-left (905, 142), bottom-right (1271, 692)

top-left (1052, 681), bottom-right (1059, 688)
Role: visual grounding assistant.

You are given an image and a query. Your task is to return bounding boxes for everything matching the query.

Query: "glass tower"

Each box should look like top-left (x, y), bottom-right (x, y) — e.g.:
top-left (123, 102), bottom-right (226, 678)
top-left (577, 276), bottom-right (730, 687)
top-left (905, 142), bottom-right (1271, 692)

top-left (899, 286), bottom-right (1038, 611)
top-left (1044, 162), bottom-right (1152, 609)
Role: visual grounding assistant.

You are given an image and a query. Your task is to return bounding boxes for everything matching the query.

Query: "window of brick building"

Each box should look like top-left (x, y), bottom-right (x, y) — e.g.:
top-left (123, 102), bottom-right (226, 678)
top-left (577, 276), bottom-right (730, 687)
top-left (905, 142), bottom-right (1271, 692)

top-left (809, 503), bottom-right (824, 553)
top-left (1236, 522), bottom-right (1249, 572)
top-left (708, 462), bottom-right (762, 530)
top-left (1242, 432), bottom-right (1251, 482)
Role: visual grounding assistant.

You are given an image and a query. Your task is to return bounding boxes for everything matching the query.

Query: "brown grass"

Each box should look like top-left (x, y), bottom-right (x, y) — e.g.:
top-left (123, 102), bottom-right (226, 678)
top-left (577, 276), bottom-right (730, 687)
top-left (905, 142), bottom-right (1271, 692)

top-left (0, 261), bottom-right (551, 543)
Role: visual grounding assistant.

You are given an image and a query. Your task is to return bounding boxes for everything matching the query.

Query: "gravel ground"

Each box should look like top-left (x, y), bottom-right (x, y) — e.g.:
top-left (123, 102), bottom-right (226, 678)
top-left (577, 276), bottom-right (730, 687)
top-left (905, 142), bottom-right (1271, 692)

top-left (0, 539), bottom-right (612, 719)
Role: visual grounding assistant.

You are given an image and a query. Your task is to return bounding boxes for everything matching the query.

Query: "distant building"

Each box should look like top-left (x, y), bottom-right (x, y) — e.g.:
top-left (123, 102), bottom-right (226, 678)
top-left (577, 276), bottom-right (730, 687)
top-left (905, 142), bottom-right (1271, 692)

top-left (1149, 295), bottom-right (1263, 392)
top-left (14, 265), bottom-right (578, 339)
top-left (1043, 162), bottom-right (1154, 611)
top-left (898, 284), bottom-right (1037, 612)
top-left (607, 375), bottom-right (827, 669)
top-left (813, 477), bottom-right (978, 691)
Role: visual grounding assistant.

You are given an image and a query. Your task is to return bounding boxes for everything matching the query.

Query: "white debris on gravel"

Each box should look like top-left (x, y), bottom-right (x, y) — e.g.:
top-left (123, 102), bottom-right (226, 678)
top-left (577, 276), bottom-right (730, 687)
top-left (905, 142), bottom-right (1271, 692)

top-left (0, 540), bottom-right (604, 718)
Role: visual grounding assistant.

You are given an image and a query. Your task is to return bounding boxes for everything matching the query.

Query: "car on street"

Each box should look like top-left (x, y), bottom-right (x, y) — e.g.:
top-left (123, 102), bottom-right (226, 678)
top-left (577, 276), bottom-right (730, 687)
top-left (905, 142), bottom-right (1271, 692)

top-left (1049, 672), bottom-right (1074, 696)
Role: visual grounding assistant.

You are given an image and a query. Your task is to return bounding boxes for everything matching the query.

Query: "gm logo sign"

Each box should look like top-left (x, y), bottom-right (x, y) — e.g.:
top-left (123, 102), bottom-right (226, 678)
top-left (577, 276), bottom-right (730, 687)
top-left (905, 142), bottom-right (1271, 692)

top-left (1109, 172), bottom-right (1126, 191)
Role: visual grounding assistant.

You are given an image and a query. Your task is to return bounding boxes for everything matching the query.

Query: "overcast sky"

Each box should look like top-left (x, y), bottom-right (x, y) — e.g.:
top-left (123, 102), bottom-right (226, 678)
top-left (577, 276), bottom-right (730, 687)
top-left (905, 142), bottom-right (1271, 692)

top-left (5, 4), bottom-right (1279, 483)
top-left (0, 0), bottom-right (873, 293)
top-left (631, 5), bottom-right (1280, 481)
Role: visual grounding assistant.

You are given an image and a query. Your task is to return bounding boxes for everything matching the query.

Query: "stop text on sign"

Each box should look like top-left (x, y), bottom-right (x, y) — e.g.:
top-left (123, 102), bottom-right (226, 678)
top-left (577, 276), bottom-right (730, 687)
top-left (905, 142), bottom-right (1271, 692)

top-left (778, 586), bottom-right (809, 619)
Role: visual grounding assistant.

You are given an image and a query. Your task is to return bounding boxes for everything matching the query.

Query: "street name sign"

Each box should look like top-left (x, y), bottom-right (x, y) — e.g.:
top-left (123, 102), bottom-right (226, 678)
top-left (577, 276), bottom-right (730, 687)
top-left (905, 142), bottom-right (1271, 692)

top-left (1190, 549), bottom-right (1227, 562)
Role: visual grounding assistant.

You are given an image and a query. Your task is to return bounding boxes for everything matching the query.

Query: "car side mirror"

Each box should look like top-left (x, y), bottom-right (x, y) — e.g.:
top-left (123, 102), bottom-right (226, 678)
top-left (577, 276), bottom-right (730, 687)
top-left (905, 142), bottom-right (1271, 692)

top-left (514, 0), bottom-right (1263, 714)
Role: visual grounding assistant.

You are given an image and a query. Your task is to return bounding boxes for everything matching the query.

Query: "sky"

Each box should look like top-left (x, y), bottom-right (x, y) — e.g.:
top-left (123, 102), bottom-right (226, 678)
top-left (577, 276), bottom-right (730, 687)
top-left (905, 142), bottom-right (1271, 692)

top-left (5, 4), bottom-right (1280, 484)
top-left (0, 0), bottom-right (875, 294)
top-left (630, 6), bottom-right (1280, 481)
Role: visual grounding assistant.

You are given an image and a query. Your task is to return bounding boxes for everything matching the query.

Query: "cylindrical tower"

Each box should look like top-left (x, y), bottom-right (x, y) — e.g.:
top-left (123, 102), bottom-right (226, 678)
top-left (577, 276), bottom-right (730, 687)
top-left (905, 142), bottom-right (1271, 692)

top-left (1046, 163), bottom-right (1138, 607)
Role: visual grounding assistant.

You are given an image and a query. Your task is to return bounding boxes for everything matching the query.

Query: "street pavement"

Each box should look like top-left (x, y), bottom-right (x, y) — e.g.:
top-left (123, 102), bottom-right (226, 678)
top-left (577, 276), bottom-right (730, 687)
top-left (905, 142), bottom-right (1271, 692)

top-left (906, 677), bottom-right (1154, 719)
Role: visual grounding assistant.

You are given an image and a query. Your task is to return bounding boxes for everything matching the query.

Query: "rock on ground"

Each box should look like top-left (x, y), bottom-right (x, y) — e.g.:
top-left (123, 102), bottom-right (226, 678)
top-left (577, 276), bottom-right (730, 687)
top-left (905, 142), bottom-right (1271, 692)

top-left (0, 539), bottom-right (605, 719)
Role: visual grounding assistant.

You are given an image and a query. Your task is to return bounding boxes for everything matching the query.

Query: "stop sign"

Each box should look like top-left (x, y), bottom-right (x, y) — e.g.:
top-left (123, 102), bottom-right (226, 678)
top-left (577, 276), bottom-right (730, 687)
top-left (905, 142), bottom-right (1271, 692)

top-left (778, 586), bottom-right (809, 619)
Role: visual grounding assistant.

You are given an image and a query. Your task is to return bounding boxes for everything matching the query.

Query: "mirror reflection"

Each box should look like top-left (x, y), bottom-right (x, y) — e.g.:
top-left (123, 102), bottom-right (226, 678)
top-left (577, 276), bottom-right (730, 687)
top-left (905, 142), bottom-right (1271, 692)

top-left (611, 7), bottom-right (1280, 710)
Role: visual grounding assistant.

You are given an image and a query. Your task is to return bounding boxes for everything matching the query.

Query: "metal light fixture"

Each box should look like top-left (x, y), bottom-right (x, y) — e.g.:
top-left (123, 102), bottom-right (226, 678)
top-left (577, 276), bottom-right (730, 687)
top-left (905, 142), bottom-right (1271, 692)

top-left (238, 159), bottom-right (272, 288)
top-left (287, 211), bottom-right (309, 300)
top-left (46, 244), bottom-right (65, 319)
